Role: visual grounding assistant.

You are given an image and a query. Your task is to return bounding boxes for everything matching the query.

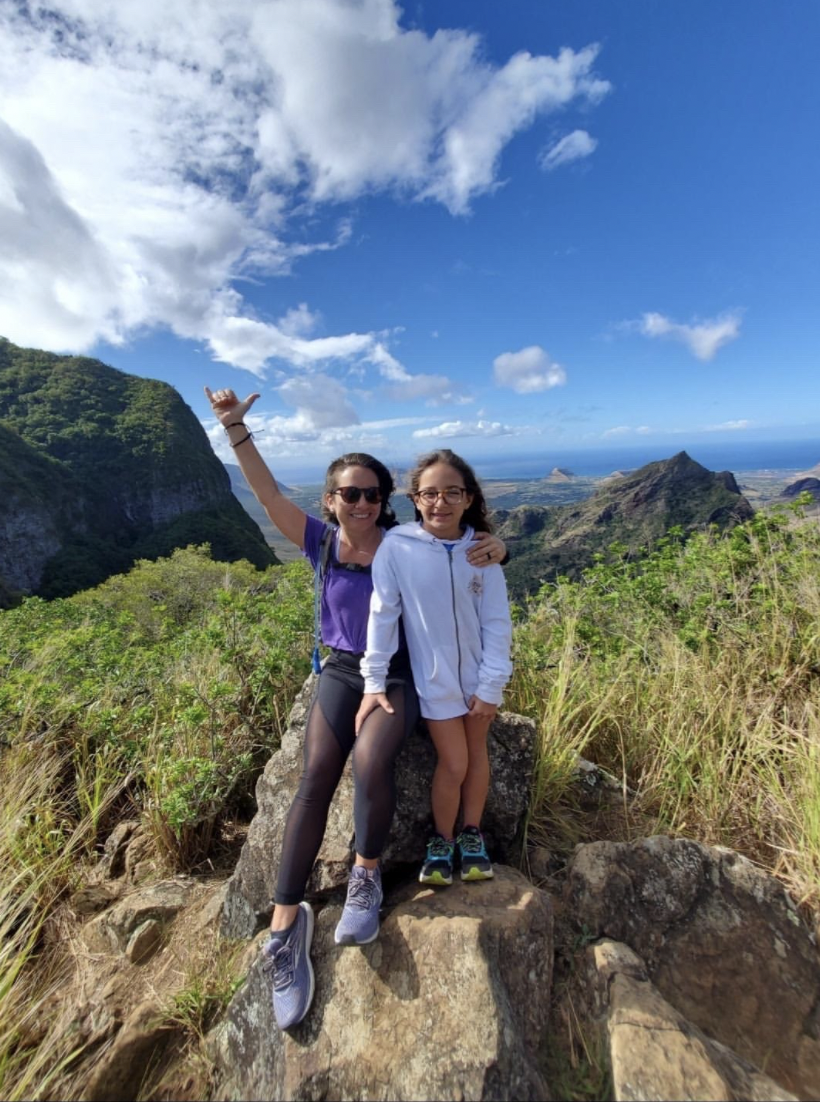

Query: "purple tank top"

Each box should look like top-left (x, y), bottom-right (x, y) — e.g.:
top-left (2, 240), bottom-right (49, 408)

top-left (303, 514), bottom-right (375, 654)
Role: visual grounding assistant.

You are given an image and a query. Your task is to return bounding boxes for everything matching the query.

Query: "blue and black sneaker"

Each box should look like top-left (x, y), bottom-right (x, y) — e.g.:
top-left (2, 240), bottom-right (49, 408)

top-left (457, 825), bottom-right (494, 881)
top-left (262, 901), bottom-right (315, 1030)
top-left (419, 834), bottom-right (455, 886)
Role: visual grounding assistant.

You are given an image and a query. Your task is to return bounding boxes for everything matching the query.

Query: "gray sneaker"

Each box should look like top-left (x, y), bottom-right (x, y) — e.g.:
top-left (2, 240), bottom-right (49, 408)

top-left (334, 865), bottom-right (383, 945)
top-left (262, 901), bottom-right (315, 1030)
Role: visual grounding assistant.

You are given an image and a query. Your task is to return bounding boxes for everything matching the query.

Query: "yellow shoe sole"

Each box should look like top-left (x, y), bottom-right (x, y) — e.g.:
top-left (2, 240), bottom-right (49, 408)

top-left (419, 869), bottom-right (452, 886)
top-left (461, 866), bottom-right (494, 882)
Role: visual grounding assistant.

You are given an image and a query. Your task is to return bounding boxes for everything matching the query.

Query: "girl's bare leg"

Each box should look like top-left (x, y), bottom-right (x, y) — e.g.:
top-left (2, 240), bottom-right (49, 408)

top-left (461, 713), bottom-right (492, 828)
top-left (426, 718), bottom-right (469, 837)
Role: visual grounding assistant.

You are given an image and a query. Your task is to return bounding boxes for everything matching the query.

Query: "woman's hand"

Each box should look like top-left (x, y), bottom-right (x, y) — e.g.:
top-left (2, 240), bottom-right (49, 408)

top-left (355, 692), bottom-right (394, 734)
top-left (466, 695), bottom-right (498, 721)
top-left (204, 386), bottom-right (260, 427)
top-left (467, 532), bottom-right (507, 568)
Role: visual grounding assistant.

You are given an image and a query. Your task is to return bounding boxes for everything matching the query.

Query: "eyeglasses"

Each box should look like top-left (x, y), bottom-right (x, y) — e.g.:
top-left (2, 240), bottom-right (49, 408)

top-left (414, 487), bottom-right (467, 505)
top-left (330, 486), bottom-right (383, 505)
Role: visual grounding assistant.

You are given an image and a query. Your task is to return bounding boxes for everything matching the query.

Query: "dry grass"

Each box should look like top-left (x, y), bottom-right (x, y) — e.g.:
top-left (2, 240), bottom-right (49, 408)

top-left (510, 513), bottom-right (820, 907)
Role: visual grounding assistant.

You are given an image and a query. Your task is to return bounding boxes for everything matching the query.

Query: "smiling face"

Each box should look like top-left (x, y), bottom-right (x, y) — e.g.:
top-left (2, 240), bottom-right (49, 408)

top-left (413, 462), bottom-right (473, 540)
top-left (324, 465), bottom-right (383, 534)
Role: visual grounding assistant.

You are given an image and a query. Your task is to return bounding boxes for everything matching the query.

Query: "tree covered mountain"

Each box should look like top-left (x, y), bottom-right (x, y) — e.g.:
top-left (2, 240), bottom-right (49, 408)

top-left (0, 340), bottom-right (277, 605)
top-left (496, 451), bottom-right (755, 601)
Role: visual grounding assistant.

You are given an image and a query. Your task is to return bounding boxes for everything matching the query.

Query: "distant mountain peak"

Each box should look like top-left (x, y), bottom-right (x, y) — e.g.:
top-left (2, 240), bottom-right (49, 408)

top-left (497, 450), bottom-right (754, 601)
top-left (547, 467), bottom-right (574, 482)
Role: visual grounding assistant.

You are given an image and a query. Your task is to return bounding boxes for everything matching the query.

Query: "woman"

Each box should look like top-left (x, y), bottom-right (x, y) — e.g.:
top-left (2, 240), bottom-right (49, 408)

top-left (205, 387), bottom-right (507, 1030)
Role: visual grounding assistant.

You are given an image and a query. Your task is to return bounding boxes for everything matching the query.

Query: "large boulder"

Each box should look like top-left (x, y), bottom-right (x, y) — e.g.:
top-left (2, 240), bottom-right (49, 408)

top-left (582, 939), bottom-right (796, 1102)
top-left (222, 677), bottom-right (536, 938)
top-left (211, 867), bottom-right (553, 1101)
top-left (565, 836), bottom-right (820, 1099)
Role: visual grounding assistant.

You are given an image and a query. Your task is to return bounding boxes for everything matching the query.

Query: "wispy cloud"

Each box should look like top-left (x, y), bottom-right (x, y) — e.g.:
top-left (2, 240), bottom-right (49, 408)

top-left (412, 420), bottom-right (516, 440)
top-left (624, 311), bottom-right (743, 361)
top-left (539, 129), bottom-right (598, 171)
top-left (601, 424), bottom-right (654, 438)
top-left (704, 419), bottom-right (752, 432)
top-left (493, 345), bottom-right (567, 394)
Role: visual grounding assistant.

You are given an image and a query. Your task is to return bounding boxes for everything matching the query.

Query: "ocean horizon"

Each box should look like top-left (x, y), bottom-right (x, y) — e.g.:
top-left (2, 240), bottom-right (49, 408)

top-left (473, 439), bottom-right (820, 481)
top-left (266, 438), bottom-right (820, 485)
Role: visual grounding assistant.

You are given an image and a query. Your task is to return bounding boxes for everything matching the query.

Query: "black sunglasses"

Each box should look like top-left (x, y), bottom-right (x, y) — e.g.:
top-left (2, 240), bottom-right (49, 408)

top-left (330, 486), bottom-right (383, 505)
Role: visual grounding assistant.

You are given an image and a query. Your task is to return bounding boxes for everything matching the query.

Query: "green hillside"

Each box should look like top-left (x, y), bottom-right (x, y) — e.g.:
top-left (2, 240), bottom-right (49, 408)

top-left (0, 340), bottom-right (277, 603)
top-left (497, 451), bottom-right (754, 601)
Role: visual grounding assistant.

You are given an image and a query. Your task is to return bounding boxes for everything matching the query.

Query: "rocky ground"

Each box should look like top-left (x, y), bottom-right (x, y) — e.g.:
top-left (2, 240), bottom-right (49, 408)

top-left (32, 688), bottom-right (820, 1101)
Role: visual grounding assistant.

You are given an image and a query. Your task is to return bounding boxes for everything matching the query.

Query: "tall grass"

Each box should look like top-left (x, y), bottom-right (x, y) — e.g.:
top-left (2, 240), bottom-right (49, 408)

top-left (0, 742), bottom-right (126, 1099)
top-left (2, 512), bottom-right (819, 1094)
top-left (510, 506), bottom-right (820, 904)
top-left (0, 546), bottom-right (314, 1099)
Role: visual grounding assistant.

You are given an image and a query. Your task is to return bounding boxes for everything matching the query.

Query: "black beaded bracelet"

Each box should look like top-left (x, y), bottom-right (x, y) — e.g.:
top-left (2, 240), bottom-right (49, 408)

top-left (230, 431), bottom-right (253, 448)
top-left (224, 421), bottom-right (246, 433)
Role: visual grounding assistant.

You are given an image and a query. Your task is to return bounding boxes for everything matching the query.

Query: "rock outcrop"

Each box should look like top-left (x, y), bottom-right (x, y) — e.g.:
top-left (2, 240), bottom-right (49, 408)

top-left (212, 868), bottom-right (553, 1102)
top-left (33, 758), bottom-right (820, 1102)
top-left (565, 836), bottom-right (820, 1099)
top-left (222, 678), bottom-right (537, 938)
top-left (779, 477), bottom-right (820, 505)
top-left (584, 939), bottom-right (795, 1101)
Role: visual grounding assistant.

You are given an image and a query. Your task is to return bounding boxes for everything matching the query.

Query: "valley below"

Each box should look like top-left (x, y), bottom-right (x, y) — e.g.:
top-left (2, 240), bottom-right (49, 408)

top-left (230, 462), bottom-right (816, 565)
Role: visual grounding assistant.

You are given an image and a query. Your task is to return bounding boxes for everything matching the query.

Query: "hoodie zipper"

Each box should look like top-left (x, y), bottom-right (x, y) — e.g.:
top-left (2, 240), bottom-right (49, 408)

top-left (443, 544), bottom-right (468, 706)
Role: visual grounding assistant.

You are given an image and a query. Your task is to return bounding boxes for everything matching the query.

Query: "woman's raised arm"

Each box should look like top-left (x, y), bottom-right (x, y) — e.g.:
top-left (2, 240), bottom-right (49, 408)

top-left (205, 387), bottom-right (307, 550)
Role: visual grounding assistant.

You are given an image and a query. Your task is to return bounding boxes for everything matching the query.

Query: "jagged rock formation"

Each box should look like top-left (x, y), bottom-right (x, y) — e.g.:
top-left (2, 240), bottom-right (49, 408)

top-left (780, 477), bottom-right (820, 504)
top-left (565, 836), bottom-right (820, 1100)
top-left (0, 340), bottom-right (276, 604)
top-left (212, 870), bottom-right (553, 1101)
top-left (222, 678), bottom-right (537, 938)
top-left (496, 451), bottom-right (755, 600)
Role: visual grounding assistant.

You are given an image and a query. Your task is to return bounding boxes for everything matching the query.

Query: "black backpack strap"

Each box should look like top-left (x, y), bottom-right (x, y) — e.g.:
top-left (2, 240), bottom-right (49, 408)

top-left (318, 525), bottom-right (334, 579)
top-left (311, 526), bottom-right (335, 673)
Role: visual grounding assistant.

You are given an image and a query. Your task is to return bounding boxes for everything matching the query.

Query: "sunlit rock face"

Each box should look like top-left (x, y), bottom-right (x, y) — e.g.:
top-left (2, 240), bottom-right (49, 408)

top-left (213, 868), bottom-right (554, 1102)
top-left (0, 339), bottom-right (276, 603)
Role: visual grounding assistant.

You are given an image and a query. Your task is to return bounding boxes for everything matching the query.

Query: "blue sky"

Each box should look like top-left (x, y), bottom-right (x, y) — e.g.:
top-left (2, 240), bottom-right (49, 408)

top-left (1, 0), bottom-right (818, 479)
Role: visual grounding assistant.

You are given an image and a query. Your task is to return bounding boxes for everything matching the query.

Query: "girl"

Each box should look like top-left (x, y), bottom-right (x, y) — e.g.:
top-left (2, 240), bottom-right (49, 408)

top-left (357, 449), bottom-right (512, 886)
top-left (205, 391), bottom-right (507, 1029)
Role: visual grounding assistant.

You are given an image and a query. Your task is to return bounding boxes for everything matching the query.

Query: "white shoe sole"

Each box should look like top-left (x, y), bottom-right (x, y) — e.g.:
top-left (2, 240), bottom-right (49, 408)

top-left (334, 898), bottom-right (383, 946)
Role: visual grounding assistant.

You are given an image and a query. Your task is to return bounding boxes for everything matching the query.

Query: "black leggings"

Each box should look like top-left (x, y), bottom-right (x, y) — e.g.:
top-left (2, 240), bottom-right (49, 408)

top-left (274, 650), bottom-right (419, 905)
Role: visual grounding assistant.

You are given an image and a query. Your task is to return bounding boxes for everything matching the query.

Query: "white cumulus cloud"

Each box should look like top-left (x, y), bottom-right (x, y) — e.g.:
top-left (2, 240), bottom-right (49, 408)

top-left (632, 311), bottom-right (742, 361)
top-left (412, 419), bottom-right (515, 439)
top-left (0, 0), bottom-right (611, 402)
top-left (539, 129), bottom-right (598, 171)
top-left (493, 346), bottom-right (567, 394)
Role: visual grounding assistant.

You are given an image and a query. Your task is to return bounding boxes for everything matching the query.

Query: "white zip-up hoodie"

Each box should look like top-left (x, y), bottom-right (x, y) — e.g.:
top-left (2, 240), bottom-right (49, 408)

top-left (360, 522), bottom-right (513, 720)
